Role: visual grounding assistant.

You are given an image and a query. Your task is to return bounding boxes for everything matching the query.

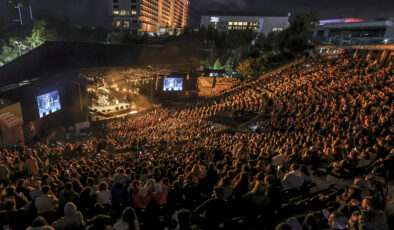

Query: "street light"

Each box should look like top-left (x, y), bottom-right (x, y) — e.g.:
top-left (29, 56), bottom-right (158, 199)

top-left (13, 41), bottom-right (22, 56)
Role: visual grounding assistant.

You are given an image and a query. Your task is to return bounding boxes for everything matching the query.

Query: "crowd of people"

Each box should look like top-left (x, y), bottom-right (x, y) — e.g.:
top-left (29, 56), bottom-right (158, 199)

top-left (0, 57), bottom-right (392, 230)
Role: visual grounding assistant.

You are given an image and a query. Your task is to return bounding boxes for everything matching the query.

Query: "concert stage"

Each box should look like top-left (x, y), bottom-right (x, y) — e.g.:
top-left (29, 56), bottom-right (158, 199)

top-left (89, 102), bottom-right (138, 120)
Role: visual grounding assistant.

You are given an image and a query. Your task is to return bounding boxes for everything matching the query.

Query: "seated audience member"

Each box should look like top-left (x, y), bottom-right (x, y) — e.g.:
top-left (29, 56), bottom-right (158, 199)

top-left (112, 207), bottom-right (139, 230)
top-left (359, 196), bottom-right (389, 230)
top-left (35, 186), bottom-right (59, 219)
top-left (27, 216), bottom-right (55, 230)
top-left (96, 181), bottom-right (112, 206)
top-left (328, 211), bottom-right (348, 230)
top-left (52, 202), bottom-right (85, 230)
top-left (281, 163), bottom-right (304, 190)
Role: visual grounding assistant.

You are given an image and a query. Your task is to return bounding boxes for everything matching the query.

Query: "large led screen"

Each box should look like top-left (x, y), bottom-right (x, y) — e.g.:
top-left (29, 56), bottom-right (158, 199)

top-left (36, 90), bottom-right (61, 118)
top-left (163, 78), bottom-right (183, 91)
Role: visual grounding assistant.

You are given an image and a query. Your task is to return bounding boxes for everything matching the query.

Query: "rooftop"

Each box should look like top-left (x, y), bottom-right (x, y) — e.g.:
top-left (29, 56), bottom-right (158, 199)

top-left (203, 11), bottom-right (289, 17)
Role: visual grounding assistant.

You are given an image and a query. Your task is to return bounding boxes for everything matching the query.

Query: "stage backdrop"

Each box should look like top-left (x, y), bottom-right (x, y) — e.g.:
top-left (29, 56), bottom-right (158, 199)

top-left (0, 102), bottom-right (24, 146)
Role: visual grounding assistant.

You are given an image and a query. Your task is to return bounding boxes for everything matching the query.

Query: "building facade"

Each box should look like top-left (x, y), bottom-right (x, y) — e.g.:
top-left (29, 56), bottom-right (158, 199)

top-left (313, 18), bottom-right (394, 45)
top-left (110, 0), bottom-right (189, 35)
top-left (2, 0), bottom-right (33, 26)
top-left (200, 12), bottom-right (290, 36)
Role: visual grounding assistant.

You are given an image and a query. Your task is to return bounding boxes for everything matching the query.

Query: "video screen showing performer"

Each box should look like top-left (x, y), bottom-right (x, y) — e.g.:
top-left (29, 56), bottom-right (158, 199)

top-left (36, 90), bottom-right (61, 118)
top-left (163, 78), bottom-right (183, 91)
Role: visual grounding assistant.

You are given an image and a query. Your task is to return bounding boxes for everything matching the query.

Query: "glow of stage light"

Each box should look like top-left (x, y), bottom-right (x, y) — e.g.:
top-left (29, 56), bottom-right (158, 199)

top-left (129, 111), bottom-right (137, 114)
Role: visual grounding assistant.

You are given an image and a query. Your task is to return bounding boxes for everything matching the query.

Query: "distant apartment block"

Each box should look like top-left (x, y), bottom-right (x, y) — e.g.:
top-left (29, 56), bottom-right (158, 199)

top-left (110, 0), bottom-right (189, 35)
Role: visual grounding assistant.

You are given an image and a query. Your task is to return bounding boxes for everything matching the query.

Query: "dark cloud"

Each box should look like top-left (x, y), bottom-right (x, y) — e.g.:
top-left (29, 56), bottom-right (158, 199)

top-left (32, 0), bottom-right (110, 27)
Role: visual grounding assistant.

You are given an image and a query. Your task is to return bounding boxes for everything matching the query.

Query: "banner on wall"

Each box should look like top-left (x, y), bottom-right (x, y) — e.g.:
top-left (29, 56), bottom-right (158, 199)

top-left (0, 102), bottom-right (24, 146)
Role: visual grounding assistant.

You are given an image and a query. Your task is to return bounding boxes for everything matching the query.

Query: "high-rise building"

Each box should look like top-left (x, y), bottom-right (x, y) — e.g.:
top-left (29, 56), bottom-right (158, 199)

top-left (110, 0), bottom-right (189, 35)
top-left (7, 0), bottom-right (33, 25)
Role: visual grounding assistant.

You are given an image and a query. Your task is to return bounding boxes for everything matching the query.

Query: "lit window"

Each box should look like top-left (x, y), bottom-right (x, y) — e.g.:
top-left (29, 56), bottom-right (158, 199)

top-left (122, 20), bottom-right (130, 27)
top-left (228, 26), bottom-right (232, 30)
top-left (131, 10), bottom-right (137, 15)
top-left (120, 10), bottom-right (127, 15)
top-left (228, 22), bottom-right (233, 25)
top-left (243, 22), bottom-right (247, 26)
top-left (234, 22), bottom-right (238, 25)
top-left (272, 27), bottom-right (277, 31)
top-left (115, 20), bottom-right (121, 27)
top-left (210, 17), bottom-right (219, 23)
top-left (279, 27), bottom-right (283, 31)
top-left (113, 10), bottom-right (119, 15)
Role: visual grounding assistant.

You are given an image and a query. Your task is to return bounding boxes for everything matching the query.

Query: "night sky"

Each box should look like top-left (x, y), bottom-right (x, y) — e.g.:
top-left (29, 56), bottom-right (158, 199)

top-left (2, 0), bottom-right (394, 27)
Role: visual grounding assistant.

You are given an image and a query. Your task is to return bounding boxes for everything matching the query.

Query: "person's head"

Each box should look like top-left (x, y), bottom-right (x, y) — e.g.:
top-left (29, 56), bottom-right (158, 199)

top-left (362, 196), bottom-right (378, 211)
top-left (121, 207), bottom-right (138, 230)
top-left (30, 216), bottom-right (48, 227)
top-left (255, 172), bottom-right (265, 182)
top-left (286, 217), bottom-right (302, 230)
top-left (64, 202), bottom-right (77, 216)
top-left (238, 172), bottom-right (250, 184)
top-left (177, 209), bottom-right (192, 229)
top-left (99, 181), bottom-right (108, 191)
top-left (87, 177), bottom-right (95, 187)
top-left (302, 213), bottom-right (319, 230)
top-left (41, 185), bottom-right (50, 194)
top-left (276, 223), bottom-right (292, 230)
top-left (290, 163), bottom-right (300, 171)
top-left (264, 174), bottom-right (275, 186)
top-left (1, 198), bottom-right (15, 210)
top-left (65, 182), bottom-right (73, 191)
top-left (328, 211), bottom-right (348, 230)
top-left (347, 211), bottom-right (361, 229)
top-left (80, 187), bottom-right (92, 197)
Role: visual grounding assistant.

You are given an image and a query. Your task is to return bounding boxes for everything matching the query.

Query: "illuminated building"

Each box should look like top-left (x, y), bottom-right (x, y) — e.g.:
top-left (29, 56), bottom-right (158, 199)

top-left (318, 18), bottom-right (366, 25)
top-left (110, 0), bottom-right (190, 35)
top-left (4, 0), bottom-right (33, 25)
top-left (200, 11), bottom-right (290, 36)
top-left (313, 18), bottom-right (394, 45)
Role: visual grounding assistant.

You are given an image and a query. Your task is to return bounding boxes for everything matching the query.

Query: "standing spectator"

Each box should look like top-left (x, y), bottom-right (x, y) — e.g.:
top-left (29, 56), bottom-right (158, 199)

top-left (24, 154), bottom-right (39, 176)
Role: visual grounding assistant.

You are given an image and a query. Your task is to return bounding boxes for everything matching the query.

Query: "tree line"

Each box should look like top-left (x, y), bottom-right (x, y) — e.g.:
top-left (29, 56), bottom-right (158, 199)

top-left (0, 9), bottom-right (320, 77)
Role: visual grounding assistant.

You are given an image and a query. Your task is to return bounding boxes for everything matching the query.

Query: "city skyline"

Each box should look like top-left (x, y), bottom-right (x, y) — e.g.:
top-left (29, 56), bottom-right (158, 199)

top-left (1, 0), bottom-right (394, 27)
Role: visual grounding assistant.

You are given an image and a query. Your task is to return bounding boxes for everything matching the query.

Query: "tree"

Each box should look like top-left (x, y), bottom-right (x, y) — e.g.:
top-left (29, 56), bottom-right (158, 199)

top-left (236, 58), bottom-right (254, 78)
top-left (213, 58), bottom-right (221, 70)
top-left (29, 20), bottom-right (56, 48)
top-left (278, 9), bottom-right (320, 54)
top-left (0, 44), bottom-right (18, 66)
top-left (0, 18), bottom-right (9, 43)
top-left (225, 56), bottom-right (234, 72)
